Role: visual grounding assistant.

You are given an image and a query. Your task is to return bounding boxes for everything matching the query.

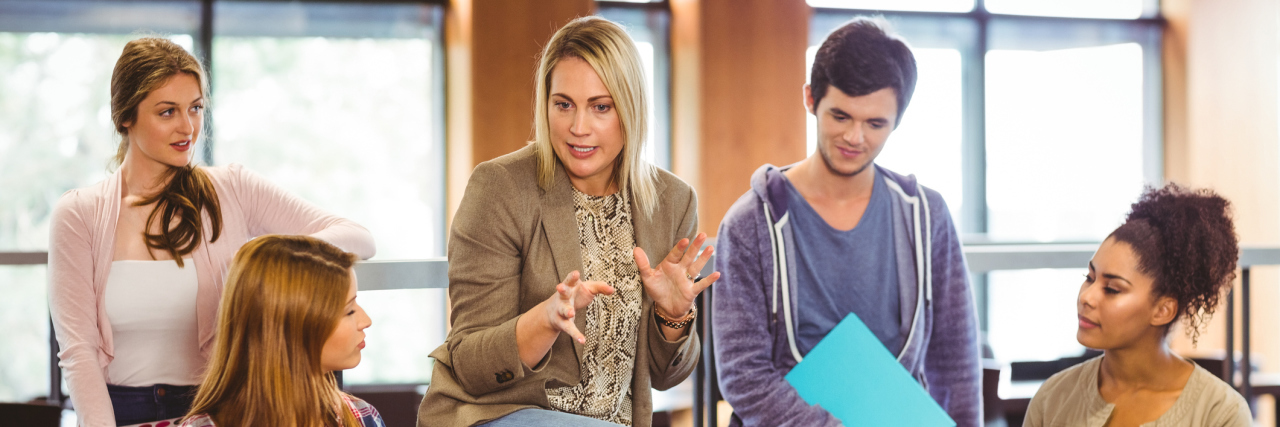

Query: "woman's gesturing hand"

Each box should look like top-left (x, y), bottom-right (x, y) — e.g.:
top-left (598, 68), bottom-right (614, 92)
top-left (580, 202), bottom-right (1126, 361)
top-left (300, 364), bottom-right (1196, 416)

top-left (633, 232), bottom-right (721, 319)
top-left (544, 271), bottom-right (615, 344)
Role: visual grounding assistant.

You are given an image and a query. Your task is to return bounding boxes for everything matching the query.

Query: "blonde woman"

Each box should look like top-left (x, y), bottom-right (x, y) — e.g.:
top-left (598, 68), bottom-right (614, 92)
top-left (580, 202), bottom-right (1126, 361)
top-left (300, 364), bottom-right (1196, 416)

top-left (48, 37), bottom-right (375, 426)
top-left (180, 235), bottom-right (383, 427)
top-left (418, 16), bottom-right (720, 427)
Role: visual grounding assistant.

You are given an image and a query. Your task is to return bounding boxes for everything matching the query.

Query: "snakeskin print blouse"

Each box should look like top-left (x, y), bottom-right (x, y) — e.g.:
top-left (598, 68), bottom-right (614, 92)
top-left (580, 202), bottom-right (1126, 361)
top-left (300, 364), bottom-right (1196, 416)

top-left (546, 188), bottom-right (644, 426)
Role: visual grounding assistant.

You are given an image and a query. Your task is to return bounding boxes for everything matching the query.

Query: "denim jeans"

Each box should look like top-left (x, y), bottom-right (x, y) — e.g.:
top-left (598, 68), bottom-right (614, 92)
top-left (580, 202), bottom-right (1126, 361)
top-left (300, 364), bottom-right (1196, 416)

top-left (477, 408), bottom-right (623, 427)
top-left (106, 383), bottom-right (197, 425)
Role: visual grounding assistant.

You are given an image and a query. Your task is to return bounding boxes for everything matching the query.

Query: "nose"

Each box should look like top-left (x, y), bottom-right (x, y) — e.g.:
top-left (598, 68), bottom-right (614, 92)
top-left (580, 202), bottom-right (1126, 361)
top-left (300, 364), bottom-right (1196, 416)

top-left (842, 123), bottom-right (865, 144)
top-left (1079, 281), bottom-right (1099, 311)
top-left (569, 108), bottom-right (590, 137)
top-left (357, 306), bottom-right (372, 330)
top-left (177, 109), bottom-right (196, 136)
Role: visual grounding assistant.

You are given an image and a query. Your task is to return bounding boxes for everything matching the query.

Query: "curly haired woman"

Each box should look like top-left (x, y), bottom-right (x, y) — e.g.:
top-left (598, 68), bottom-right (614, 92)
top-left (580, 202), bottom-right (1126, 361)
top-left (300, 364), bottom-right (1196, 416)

top-left (1024, 184), bottom-right (1250, 427)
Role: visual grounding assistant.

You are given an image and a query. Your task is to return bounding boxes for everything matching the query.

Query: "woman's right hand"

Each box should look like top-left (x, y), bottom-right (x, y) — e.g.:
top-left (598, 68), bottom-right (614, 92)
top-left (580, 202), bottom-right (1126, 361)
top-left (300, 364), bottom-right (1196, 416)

top-left (543, 271), bottom-right (615, 343)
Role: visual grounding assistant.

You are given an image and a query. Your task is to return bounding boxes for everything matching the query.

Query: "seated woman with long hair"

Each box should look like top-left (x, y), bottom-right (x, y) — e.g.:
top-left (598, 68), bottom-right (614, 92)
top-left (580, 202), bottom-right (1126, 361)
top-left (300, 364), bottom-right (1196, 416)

top-left (1024, 184), bottom-right (1250, 426)
top-left (179, 235), bottom-right (383, 427)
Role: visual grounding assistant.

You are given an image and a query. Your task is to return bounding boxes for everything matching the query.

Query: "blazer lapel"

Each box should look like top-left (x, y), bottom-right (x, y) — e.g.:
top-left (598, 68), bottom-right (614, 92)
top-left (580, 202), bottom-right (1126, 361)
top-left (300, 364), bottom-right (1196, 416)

top-left (629, 182), bottom-right (666, 268)
top-left (539, 166), bottom-right (587, 361)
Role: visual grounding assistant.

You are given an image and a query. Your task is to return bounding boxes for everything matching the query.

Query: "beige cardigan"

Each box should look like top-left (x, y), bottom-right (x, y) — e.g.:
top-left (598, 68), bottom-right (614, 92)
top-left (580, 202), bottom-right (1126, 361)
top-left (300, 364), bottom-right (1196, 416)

top-left (48, 164), bottom-right (376, 426)
top-left (1024, 356), bottom-right (1251, 427)
top-left (417, 146), bottom-right (700, 427)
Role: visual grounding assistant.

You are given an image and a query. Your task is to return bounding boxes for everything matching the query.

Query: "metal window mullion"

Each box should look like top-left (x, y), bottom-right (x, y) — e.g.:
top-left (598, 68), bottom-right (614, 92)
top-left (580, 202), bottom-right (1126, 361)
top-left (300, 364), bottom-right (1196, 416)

top-left (199, 0), bottom-right (215, 166)
top-left (969, 1), bottom-right (992, 333)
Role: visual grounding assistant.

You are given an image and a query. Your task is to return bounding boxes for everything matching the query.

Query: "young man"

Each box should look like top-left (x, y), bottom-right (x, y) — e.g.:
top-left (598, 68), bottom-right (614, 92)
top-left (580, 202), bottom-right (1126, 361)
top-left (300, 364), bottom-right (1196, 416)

top-left (712, 17), bottom-right (980, 426)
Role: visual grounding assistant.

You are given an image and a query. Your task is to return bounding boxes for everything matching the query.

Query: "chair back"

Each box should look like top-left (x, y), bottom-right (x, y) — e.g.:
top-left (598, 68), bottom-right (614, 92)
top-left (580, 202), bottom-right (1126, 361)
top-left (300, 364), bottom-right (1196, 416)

top-left (0, 403), bottom-right (62, 427)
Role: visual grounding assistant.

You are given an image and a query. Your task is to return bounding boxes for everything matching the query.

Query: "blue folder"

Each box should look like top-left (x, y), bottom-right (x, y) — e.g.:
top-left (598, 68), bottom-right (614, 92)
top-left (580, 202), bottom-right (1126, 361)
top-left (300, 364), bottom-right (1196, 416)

top-left (784, 313), bottom-right (955, 426)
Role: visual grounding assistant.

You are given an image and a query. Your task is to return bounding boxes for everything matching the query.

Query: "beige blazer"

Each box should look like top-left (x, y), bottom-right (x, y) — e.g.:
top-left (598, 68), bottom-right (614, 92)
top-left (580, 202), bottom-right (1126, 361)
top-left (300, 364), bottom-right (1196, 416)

top-left (418, 146), bottom-right (701, 427)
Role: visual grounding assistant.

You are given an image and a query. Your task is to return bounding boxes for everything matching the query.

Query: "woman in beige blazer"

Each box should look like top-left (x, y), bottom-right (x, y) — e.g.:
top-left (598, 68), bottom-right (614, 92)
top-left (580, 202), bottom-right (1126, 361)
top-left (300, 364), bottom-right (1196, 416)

top-left (417, 16), bottom-right (719, 427)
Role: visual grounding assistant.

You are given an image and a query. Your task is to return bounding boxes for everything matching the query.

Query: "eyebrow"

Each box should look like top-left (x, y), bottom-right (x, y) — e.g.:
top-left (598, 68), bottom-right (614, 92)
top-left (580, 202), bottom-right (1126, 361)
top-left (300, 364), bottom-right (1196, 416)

top-left (346, 296), bottom-right (357, 305)
top-left (550, 93), bottom-right (612, 103)
top-left (1101, 273), bottom-right (1133, 285)
top-left (1089, 262), bottom-right (1132, 285)
top-left (153, 96), bottom-right (204, 107)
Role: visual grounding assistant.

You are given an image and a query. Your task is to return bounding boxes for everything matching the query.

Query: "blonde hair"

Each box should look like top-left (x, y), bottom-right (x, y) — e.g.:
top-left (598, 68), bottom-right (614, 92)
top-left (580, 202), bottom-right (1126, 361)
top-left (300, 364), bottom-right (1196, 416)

top-left (110, 36), bottom-right (221, 267)
top-left (532, 16), bottom-right (658, 217)
top-left (184, 235), bottom-right (361, 427)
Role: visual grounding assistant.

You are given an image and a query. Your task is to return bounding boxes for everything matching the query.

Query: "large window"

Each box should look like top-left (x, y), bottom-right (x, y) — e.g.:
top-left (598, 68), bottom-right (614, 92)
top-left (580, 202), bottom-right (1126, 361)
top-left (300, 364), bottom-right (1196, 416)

top-left (0, 0), bottom-right (201, 403)
top-left (0, 0), bottom-right (446, 406)
top-left (209, 1), bottom-right (446, 386)
top-left (809, 1), bottom-right (1163, 363)
top-left (597, 1), bottom-right (672, 170)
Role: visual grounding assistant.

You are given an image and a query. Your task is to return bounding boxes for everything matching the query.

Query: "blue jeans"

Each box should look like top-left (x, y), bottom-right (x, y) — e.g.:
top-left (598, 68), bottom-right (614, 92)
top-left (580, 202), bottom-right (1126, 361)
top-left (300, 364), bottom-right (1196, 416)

top-left (478, 409), bottom-right (622, 427)
top-left (106, 383), bottom-right (197, 425)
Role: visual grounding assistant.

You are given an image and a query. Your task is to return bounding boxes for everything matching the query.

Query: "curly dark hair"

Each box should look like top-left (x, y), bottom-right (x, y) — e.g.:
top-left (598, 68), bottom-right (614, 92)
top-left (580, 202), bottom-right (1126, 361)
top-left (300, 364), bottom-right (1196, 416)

top-left (1109, 183), bottom-right (1238, 345)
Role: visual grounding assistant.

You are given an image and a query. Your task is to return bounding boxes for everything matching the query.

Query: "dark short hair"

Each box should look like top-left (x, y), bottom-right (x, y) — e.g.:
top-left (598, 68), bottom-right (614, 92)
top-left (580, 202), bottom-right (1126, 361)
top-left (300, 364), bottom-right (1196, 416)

top-left (1109, 184), bottom-right (1238, 345)
top-left (810, 17), bottom-right (917, 128)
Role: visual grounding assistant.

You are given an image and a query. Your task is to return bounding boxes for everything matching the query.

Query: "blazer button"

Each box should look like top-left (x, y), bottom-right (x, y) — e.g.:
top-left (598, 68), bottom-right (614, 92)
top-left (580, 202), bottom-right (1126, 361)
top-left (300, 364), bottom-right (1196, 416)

top-left (495, 370), bottom-right (515, 383)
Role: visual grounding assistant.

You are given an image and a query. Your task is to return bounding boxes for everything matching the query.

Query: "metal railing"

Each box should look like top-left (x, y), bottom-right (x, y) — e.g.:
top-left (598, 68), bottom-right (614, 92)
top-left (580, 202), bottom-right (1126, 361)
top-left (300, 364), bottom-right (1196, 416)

top-left (689, 243), bottom-right (1280, 426)
top-left (8, 243), bottom-right (1280, 416)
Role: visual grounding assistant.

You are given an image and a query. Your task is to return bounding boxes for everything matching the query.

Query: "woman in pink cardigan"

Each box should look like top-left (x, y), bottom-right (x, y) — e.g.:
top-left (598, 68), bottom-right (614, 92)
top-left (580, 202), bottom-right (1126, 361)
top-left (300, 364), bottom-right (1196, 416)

top-left (47, 37), bottom-right (376, 427)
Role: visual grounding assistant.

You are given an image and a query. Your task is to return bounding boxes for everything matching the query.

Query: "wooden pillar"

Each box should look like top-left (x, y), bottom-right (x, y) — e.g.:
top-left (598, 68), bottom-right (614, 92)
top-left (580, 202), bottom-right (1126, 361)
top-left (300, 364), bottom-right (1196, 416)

top-left (1166, 0), bottom-right (1280, 422)
top-left (670, 0), bottom-right (811, 233)
top-left (445, 0), bottom-right (594, 224)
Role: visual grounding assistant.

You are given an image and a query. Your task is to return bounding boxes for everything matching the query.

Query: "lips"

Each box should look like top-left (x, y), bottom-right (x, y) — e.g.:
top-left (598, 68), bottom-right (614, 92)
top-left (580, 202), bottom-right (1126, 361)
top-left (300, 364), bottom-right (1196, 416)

top-left (835, 146), bottom-right (862, 158)
top-left (171, 140), bottom-right (191, 152)
top-left (357, 340), bottom-right (365, 350)
top-left (1078, 315), bottom-right (1100, 329)
top-left (567, 143), bottom-right (597, 159)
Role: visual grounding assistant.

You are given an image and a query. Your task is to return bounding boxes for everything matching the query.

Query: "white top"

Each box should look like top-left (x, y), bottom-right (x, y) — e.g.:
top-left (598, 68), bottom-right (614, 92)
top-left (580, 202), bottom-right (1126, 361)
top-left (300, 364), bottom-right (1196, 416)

top-left (104, 259), bottom-right (201, 387)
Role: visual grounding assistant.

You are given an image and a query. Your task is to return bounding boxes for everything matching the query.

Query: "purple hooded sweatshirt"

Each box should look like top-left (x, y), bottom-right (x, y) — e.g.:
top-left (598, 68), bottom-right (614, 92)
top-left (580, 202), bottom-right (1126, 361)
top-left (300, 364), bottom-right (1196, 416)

top-left (712, 163), bottom-right (981, 427)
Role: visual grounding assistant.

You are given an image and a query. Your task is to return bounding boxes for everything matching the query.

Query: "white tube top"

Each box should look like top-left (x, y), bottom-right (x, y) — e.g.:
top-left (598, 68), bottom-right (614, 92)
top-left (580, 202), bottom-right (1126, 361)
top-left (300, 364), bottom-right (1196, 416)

top-left (104, 259), bottom-right (201, 387)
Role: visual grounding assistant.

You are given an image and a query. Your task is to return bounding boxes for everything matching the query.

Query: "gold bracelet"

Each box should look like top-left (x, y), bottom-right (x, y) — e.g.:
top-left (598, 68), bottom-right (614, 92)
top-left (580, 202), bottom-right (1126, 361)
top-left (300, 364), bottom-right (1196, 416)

top-left (654, 306), bottom-right (697, 329)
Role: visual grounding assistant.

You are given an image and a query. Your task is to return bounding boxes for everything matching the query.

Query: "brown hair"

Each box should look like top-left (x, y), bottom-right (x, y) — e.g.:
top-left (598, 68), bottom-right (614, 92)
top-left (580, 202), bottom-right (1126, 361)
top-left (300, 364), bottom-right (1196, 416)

top-left (111, 37), bottom-right (221, 267)
top-left (1109, 183), bottom-right (1239, 344)
top-left (185, 235), bottom-right (361, 427)
top-left (811, 17), bottom-right (917, 128)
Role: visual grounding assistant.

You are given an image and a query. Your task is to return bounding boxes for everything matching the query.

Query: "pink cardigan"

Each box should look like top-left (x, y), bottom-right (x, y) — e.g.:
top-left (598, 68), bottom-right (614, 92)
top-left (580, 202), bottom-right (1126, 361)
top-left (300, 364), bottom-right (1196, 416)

top-left (48, 164), bottom-right (376, 427)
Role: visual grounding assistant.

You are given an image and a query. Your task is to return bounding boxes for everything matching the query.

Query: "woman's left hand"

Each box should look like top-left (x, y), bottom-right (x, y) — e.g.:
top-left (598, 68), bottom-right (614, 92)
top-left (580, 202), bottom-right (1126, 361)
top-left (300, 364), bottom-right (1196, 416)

top-left (633, 232), bottom-right (722, 319)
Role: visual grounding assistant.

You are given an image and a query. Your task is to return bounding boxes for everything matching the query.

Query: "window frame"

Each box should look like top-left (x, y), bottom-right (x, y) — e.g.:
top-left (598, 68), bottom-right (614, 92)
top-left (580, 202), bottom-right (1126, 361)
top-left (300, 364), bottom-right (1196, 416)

top-left (595, 0), bottom-right (673, 170)
top-left (810, 2), bottom-right (1165, 336)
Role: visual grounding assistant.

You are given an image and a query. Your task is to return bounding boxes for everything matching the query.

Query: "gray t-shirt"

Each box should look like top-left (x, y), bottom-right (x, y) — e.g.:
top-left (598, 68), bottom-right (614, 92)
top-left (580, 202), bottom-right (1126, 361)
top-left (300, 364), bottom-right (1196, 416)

top-left (784, 170), bottom-right (902, 355)
top-left (1024, 356), bottom-right (1252, 427)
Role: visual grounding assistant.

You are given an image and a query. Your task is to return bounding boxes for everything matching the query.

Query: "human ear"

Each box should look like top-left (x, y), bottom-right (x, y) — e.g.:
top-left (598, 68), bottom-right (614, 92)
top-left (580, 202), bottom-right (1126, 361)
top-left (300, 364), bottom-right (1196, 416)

top-left (803, 84), bottom-right (815, 115)
top-left (1151, 295), bottom-right (1179, 327)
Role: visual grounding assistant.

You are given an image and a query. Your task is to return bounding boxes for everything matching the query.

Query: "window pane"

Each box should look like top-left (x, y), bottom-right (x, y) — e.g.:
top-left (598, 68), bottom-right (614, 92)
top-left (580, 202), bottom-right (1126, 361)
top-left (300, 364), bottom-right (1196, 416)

top-left (0, 33), bottom-right (139, 251)
top-left (806, 0), bottom-right (974, 13)
top-left (596, 5), bottom-right (671, 169)
top-left (211, 2), bottom-right (445, 385)
top-left (985, 43), bottom-right (1145, 242)
top-left (0, 25), bottom-right (190, 406)
top-left (987, 269), bottom-right (1086, 362)
top-left (212, 36), bottom-right (442, 259)
top-left (0, 0), bottom-right (200, 252)
top-left (806, 47), bottom-right (965, 223)
top-left (986, 0), bottom-right (1148, 20)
